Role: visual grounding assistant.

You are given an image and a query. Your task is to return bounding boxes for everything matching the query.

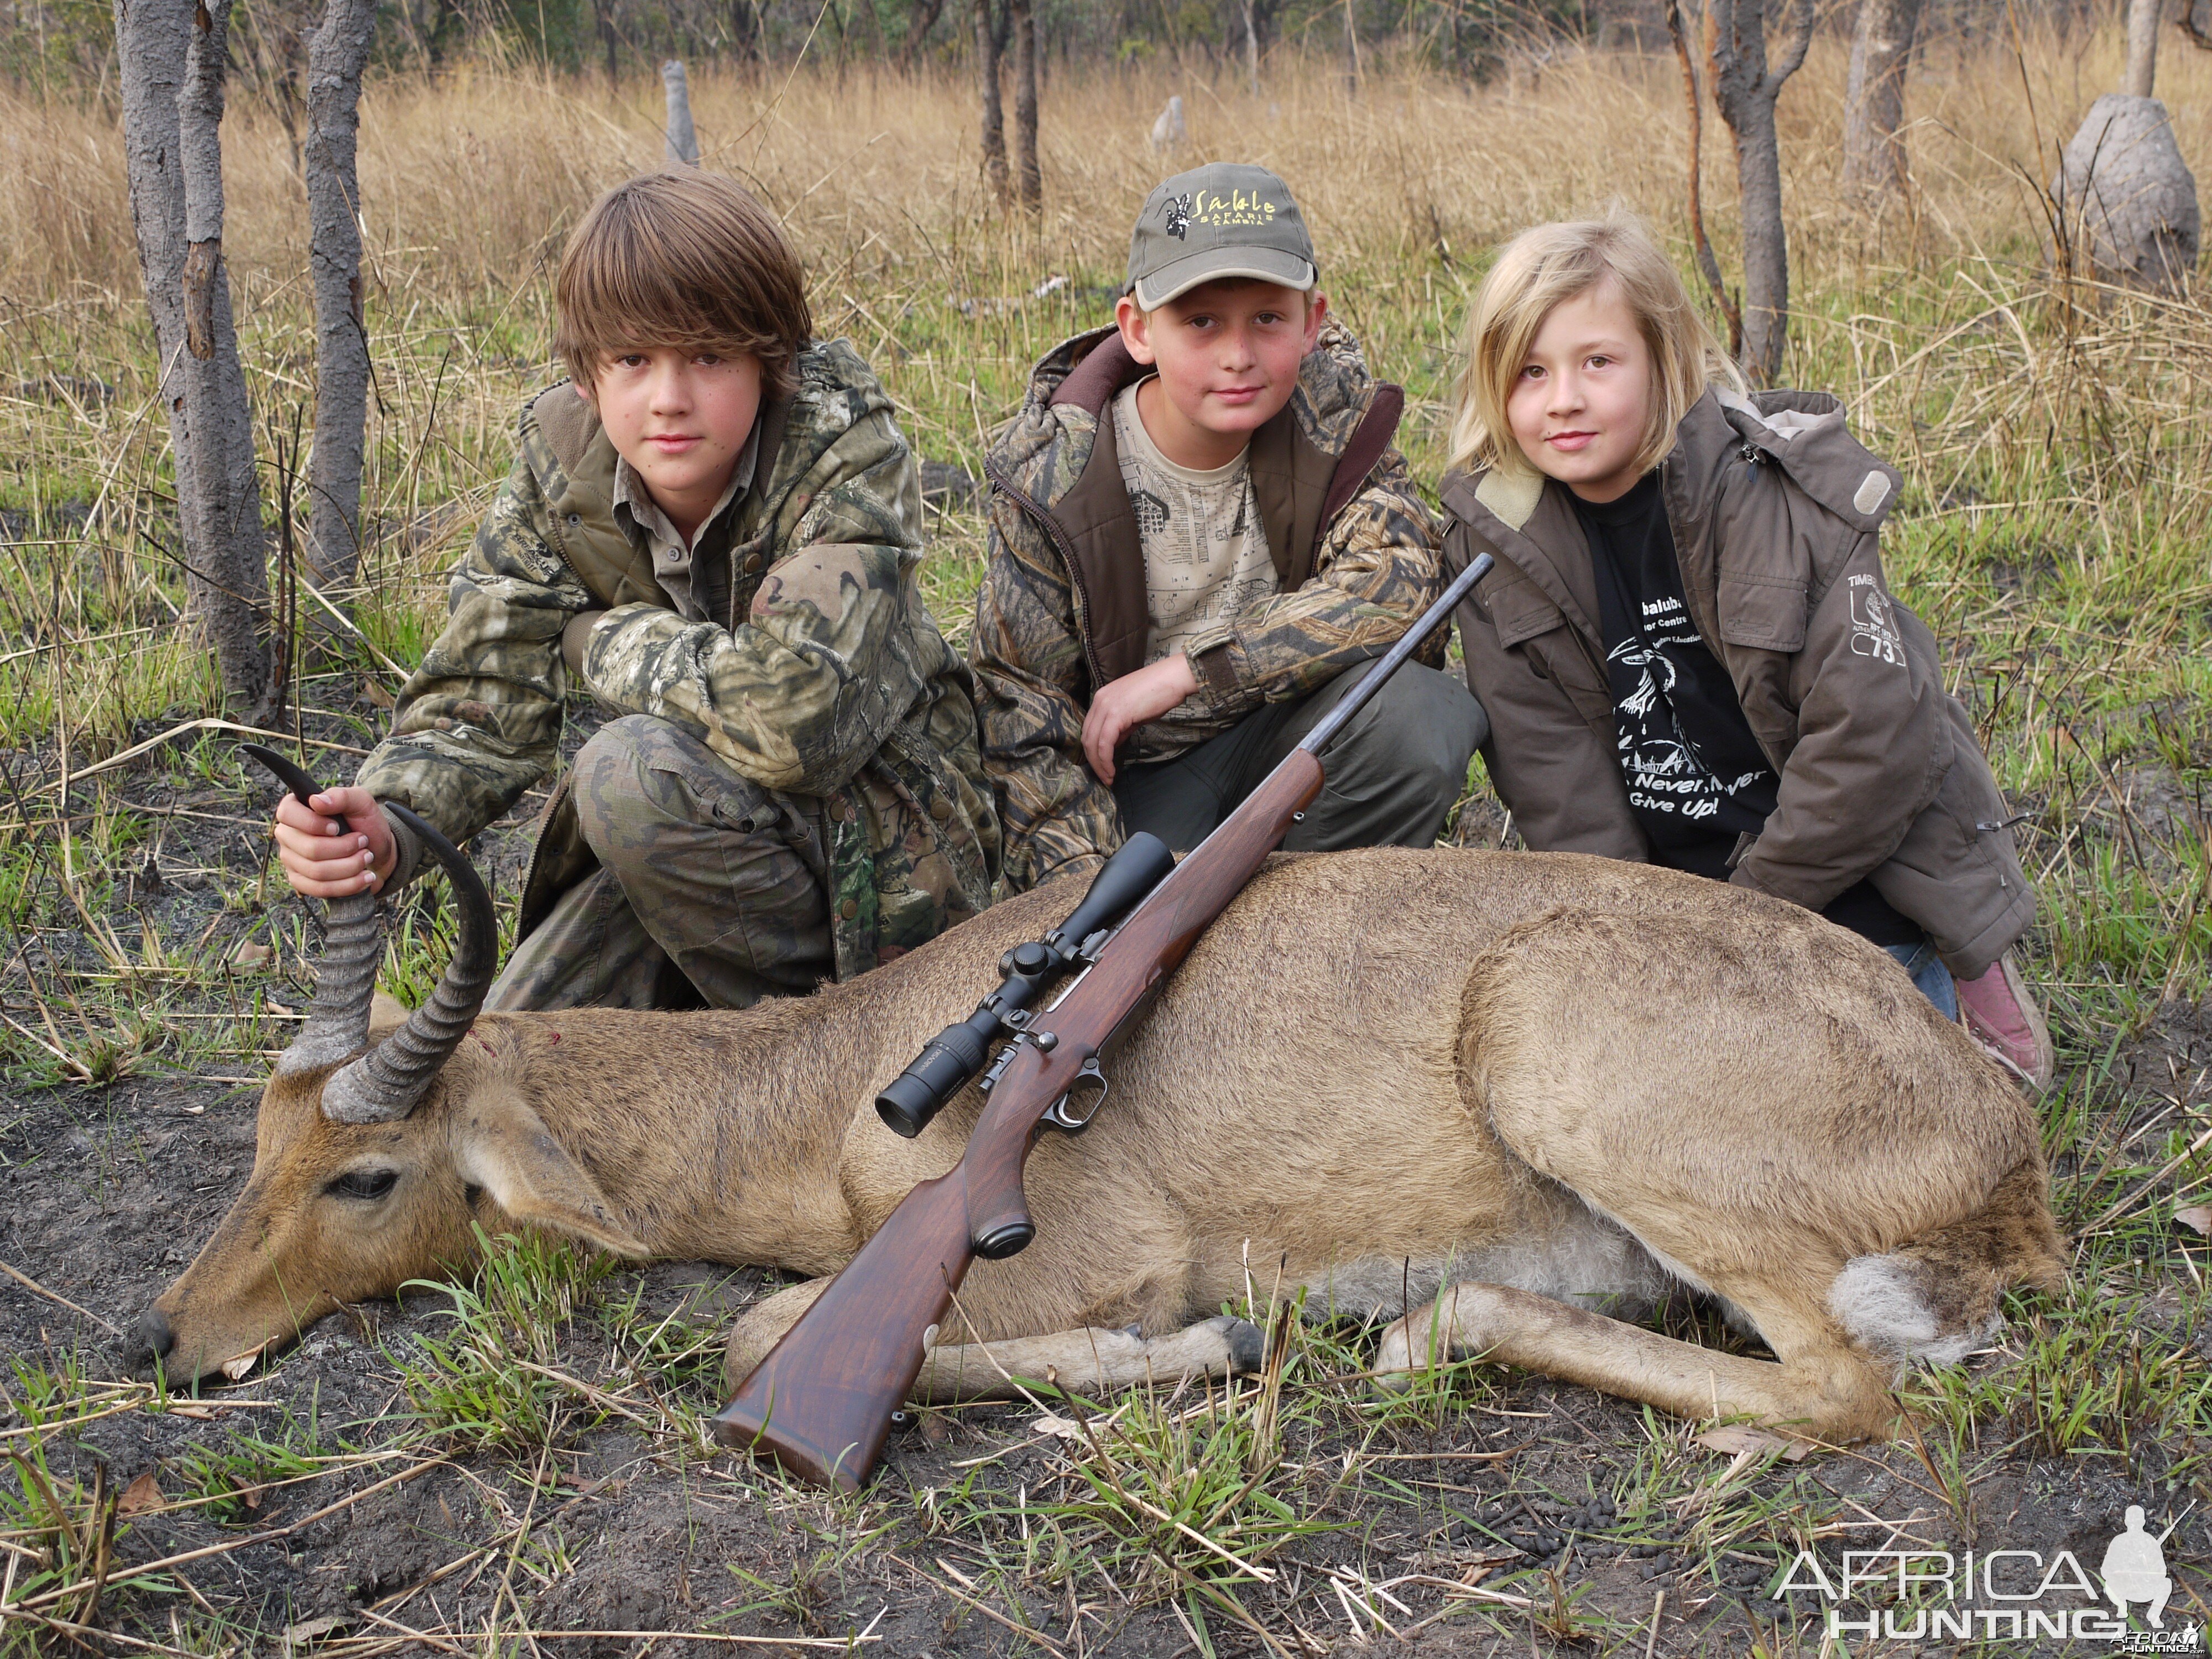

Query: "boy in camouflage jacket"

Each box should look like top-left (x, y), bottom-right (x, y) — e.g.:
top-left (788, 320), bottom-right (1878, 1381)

top-left (973, 164), bottom-right (1486, 893)
top-left (274, 171), bottom-right (997, 1009)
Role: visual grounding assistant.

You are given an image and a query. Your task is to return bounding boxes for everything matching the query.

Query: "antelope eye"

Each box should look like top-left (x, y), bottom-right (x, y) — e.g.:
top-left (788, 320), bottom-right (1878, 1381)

top-left (327, 1168), bottom-right (398, 1201)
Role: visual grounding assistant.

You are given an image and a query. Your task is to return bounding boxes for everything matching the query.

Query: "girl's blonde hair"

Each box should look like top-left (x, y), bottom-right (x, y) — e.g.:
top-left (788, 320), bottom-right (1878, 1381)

top-left (1446, 215), bottom-right (1742, 481)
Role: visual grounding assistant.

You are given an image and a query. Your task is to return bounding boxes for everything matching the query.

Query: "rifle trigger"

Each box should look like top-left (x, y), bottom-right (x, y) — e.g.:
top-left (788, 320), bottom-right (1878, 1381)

top-left (1042, 1058), bottom-right (1108, 1134)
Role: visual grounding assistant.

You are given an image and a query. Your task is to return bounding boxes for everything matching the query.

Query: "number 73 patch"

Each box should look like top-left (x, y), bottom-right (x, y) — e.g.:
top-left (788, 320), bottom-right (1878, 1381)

top-left (1846, 573), bottom-right (1905, 666)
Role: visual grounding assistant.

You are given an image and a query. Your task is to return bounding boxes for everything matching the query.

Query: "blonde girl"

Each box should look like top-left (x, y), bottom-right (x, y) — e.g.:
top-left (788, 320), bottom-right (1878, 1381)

top-left (1437, 216), bottom-right (2052, 1087)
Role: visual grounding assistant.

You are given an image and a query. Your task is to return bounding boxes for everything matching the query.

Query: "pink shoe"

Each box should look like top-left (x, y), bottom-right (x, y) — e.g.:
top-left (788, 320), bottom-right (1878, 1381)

top-left (1955, 952), bottom-right (2055, 1090)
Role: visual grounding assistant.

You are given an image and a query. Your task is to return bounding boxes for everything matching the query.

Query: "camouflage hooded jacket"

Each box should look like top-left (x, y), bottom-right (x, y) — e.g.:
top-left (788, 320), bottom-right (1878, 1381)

top-left (354, 338), bottom-right (999, 982)
top-left (972, 322), bottom-right (1447, 893)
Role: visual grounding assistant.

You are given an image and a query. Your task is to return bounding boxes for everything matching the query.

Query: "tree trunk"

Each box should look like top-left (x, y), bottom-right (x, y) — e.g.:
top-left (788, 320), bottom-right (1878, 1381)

top-left (1705, 0), bottom-right (1814, 384)
top-left (1342, 0), bottom-right (1360, 95)
top-left (662, 58), bottom-right (699, 162)
top-left (1010, 0), bottom-right (1039, 215)
top-left (1665, 0), bottom-right (1742, 357)
top-left (1728, 92), bottom-right (1791, 382)
top-left (592, 0), bottom-right (617, 79)
top-left (118, 0), bottom-right (273, 715)
top-left (973, 0), bottom-right (1007, 203)
top-left (2125, 0), bottom-right (2159, 95)
top-left (1840, 0), bottom-right (1921, 204)
top-left (302, 0), bottom-right (376, 636)
top-left (1244, 0), bottom-right (1259, 95)
top-left (729, 0), bottom-right (759, 61)
top-left (900, 0), bottom-right (944, 67)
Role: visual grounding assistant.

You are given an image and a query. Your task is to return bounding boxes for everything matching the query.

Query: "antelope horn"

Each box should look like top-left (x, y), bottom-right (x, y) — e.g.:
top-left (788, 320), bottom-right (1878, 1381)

top-left (242, 745), bottom-right (384, 1077)
top-left (320, 802), bottom-right (497, 1124)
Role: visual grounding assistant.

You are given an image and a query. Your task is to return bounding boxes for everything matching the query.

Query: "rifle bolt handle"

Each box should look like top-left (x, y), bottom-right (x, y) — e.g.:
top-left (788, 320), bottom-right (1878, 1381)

top-left (1032, 1030), bottom-right (1057, 1052)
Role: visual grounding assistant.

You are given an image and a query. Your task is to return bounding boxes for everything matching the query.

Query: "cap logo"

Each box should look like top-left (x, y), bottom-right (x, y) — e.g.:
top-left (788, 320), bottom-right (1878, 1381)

top-left (1160, 194), bottom-right (1192, 241)
top-left (1188, 187), bottom-right (1279, 227)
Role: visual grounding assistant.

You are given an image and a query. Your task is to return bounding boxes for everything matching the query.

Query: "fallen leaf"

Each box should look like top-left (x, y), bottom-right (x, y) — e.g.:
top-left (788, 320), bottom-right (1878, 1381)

top-left (180, 1103), bottom-right (206, 1116)
top-left (2177, 1206), bottom-right (2212, 1236)
top-left (242, 1485), bottom-right (262, 1510)
top-left (117, 1469), bottom-right (164, 1515)
top-left (218, 1349), bottom-right (259, 1381)
top-left (1030, 1413), bottom-right (1085, 1441)
top-left (231, 940), bottom-right (272, 968)
top-left (264, 1000), bottom-right (295, 1017)
top-left (283, 1614), bottom-right (354, 1652)
top-left (1696, 1425), bottom-right (1809, 1462)
top-left (361, 676), bottom-right (395, 709)
top-left (166, 1404), bottom-right (216, 1420)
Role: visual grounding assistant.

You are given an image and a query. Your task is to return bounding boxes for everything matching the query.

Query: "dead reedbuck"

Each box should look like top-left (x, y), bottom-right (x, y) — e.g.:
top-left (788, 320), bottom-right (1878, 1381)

top-left (137, 812), bottom-right (2064, 1444)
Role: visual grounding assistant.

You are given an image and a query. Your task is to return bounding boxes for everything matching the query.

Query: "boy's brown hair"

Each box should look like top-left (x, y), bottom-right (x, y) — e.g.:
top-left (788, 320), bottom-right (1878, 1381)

top-left (554, 170), bottom-right (813, 399)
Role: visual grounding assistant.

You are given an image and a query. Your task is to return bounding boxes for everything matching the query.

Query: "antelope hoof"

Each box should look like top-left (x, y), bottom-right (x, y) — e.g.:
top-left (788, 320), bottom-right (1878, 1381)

top-left (1208, 1315), bottom-right (1266, 1375)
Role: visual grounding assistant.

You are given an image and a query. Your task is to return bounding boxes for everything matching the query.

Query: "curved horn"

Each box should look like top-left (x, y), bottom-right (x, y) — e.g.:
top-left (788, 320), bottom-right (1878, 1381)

top-left (242, 745), bottom-right (384, 1076)
top-left (320, 802), bottom-right (497, 1124)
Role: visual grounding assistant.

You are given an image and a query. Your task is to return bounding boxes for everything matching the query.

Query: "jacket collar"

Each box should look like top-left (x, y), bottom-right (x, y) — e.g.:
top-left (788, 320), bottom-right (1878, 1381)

top-left (524, 378), bottom-right (792, 628)
top-left (995, 322), bottom-right (1404, 691)
top-left (1441, 383), bottom-right (1846, 652)
top-left (1437, 465), bottom-right (1603, 648)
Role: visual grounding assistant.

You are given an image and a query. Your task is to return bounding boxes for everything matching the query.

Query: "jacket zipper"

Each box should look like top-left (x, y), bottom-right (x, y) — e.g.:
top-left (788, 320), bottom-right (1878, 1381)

top-left (982, 455), bottom-right (1111, 694)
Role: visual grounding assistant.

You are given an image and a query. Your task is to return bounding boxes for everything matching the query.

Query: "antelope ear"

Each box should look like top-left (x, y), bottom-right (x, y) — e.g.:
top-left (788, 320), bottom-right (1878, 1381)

top-left (368, 990), bottom-right (410, 1042)
top-left (452, 1086), bottom-right (650, 1258)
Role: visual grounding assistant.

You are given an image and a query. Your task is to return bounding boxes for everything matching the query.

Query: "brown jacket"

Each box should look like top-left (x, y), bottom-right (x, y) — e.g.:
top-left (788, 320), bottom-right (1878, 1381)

top-left (1441, 387), bottom-right (2032, 980)
top-left (972, 323), bottom-right (1447, 891)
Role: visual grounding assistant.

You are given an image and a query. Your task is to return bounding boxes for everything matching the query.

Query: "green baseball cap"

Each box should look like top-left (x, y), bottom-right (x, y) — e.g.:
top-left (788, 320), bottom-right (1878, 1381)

top-left (1125, 163), bottom-right (1318, 310)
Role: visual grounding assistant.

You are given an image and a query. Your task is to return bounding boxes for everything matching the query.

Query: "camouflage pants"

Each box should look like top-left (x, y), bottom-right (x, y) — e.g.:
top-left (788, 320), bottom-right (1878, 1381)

top-left (1113, 663), bottom-right (1487, 854)
top-left (484, 715), bottom-right (834, 1013)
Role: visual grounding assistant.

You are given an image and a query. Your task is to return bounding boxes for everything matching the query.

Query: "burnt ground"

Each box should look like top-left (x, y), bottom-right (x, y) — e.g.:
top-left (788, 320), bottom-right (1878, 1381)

top-left (4, 712), bottom-right (2211, 1656)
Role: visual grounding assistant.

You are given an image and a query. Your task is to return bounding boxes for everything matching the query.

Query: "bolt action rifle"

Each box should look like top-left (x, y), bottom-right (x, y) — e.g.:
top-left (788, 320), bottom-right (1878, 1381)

top-left (712, 552), bottom-right (1494, 1490)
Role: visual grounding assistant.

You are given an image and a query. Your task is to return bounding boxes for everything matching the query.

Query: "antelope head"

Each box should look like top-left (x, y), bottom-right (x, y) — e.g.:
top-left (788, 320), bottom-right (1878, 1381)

top-left (131, 756), bottom-right (646, 1384)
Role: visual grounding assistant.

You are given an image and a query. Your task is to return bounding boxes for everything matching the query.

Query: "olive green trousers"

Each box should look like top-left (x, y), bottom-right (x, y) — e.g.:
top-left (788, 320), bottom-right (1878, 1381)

top-left (484, 716), bottom-right (835, 1012)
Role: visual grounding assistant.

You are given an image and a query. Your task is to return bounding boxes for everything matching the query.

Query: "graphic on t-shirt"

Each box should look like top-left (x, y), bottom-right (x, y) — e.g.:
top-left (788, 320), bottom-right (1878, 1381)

top-left (1130, 487), bottom-right (1171, 544)
top-left (1110, 380), bottom-right (1276, 671)
top-left (1608, 598), bottom-right (1770, 823)
top-left (1215, 491), bottom-right (1248, 545)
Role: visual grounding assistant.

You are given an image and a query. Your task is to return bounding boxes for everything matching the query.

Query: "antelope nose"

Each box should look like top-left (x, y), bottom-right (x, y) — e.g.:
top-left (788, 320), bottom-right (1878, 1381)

top-left (132, 1308), bottom-right (174, 1366)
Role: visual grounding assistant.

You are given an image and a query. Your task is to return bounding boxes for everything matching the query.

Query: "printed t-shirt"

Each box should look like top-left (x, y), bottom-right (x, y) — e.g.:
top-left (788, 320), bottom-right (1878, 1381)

top-left (1572, 471), bottom-right (1918, 947)
top-left (1111, 378), bottom-right (1278, 671)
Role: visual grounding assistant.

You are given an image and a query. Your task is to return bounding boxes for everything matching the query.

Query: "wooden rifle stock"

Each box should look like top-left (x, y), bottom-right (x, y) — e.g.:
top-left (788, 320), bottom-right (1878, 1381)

top-left (712, 755), bottom-right (1322, 1489)
top-left (713, 551), bottom-right (1492, 1490)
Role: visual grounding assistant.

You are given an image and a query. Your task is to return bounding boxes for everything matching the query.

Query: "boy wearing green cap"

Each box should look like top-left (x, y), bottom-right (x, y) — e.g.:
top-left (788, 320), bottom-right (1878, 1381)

top-left (972, 164), bottom-right (1486, 893)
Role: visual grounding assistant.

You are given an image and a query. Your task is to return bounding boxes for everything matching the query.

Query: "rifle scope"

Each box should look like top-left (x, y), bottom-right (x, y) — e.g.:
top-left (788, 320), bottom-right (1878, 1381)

top-left (875, 831), bottom-right (1175, 1139)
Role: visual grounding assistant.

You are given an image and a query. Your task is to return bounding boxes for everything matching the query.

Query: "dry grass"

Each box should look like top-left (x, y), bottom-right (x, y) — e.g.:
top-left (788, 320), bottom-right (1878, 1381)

top-left (2, 21), bottom-right (2206, 298)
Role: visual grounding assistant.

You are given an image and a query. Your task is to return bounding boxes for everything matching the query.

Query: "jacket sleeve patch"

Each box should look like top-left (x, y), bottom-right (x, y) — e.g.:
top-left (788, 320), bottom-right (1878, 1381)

top-left (1845, 572), bottom-right (1906, 666)
top-left (1853, 471), bottom-right (1891, 515)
